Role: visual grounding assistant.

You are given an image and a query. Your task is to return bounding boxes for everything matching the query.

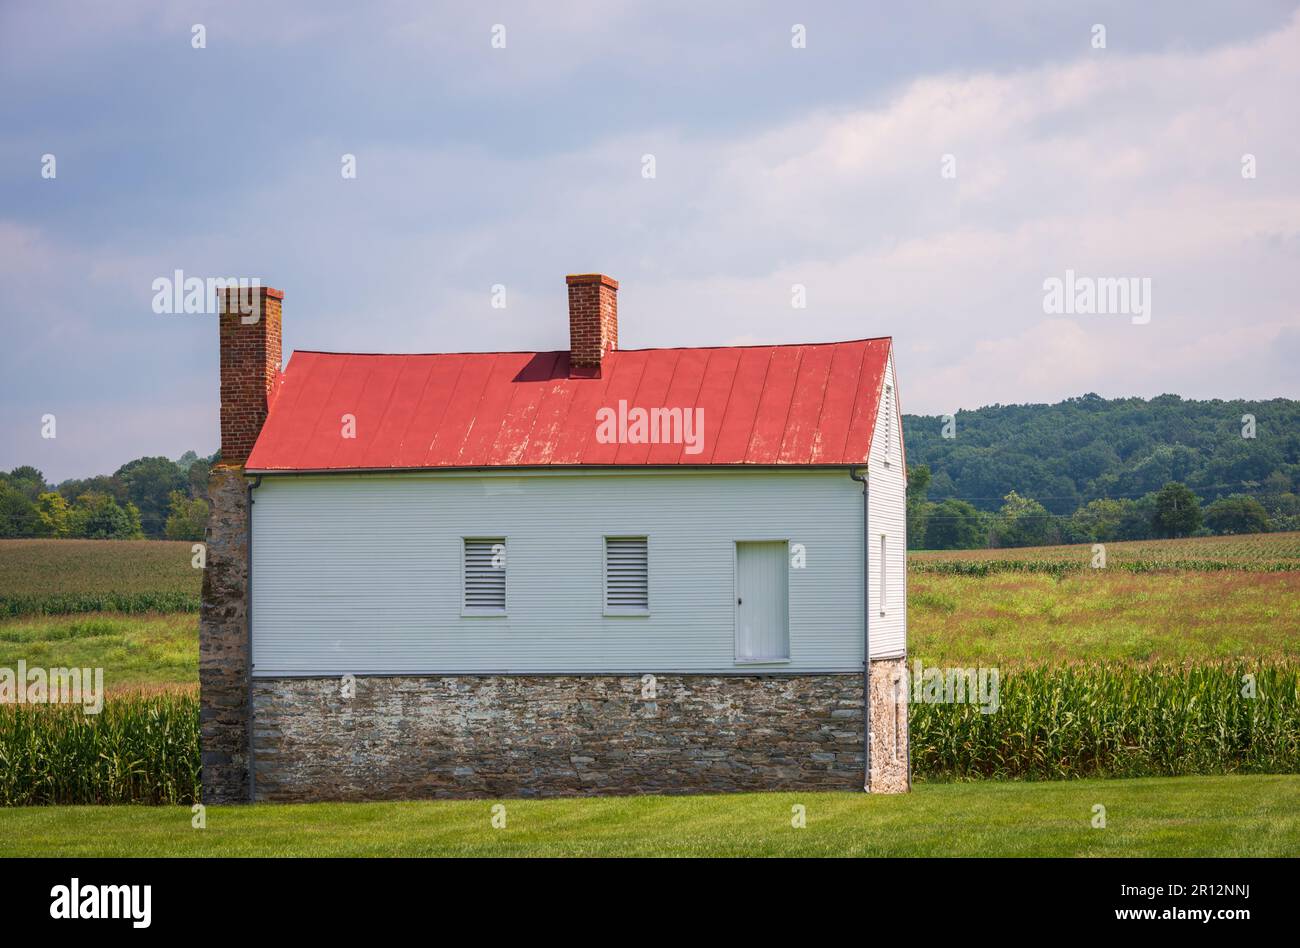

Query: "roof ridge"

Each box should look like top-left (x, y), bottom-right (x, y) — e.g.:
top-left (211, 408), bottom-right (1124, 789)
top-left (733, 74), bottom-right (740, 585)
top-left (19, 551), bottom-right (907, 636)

top-left (289, 337), bottom-right (893, 359)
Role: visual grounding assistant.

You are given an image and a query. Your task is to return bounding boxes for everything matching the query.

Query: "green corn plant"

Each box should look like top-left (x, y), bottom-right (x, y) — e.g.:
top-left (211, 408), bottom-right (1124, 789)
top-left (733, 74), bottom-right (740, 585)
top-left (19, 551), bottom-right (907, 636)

top-left (910, 662), bottom-right (1300, 781)
top-left (0, 692), bottom-right (200, 805)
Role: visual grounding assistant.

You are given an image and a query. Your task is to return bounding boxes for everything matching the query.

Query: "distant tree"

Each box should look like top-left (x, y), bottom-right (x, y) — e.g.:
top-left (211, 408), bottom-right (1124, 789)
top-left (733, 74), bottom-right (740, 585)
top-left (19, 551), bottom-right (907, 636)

top-left (164, 491), bottom-right (209, 540)
top-left (187, 458), bottom-right (211, 501)
top-left (115, 456), bottom-right (187, 538)
top-left (1258, 470), bottom-right (1292, 507)
top-left (906, 464), bottom-right (931, 550)
top-left (927, 468), bottom-right (956, 500)
top-left (1151, 482), bottom-right (1203, 538)
top-left (1255, 472), bottom-right (1297, 528)
top-left (1204, 495), bottom-right (1270, 535)
top-left (1271, 511), bottom-right (1300, 533)
top-left (0, 484), bottom-right (39, 537)
top-left (5, 466), bottom-right (48, 502)
top-left (35, 492), bottom-right (73, 537)
top-left (1117, 445), bottom-right (1201, 498)
top-left (1115, 494), bottom-right (1157, 541)
top-left (70, 493), bottom-right (144, 540)
top-left (923, 499), bottom-right (986, 550)
top-left (57, 474), bottom-right (122, 505)
top-left (991, 491), bottom-right (1057, 548)
top-left (1069, 498), bottom-right (1128, 542)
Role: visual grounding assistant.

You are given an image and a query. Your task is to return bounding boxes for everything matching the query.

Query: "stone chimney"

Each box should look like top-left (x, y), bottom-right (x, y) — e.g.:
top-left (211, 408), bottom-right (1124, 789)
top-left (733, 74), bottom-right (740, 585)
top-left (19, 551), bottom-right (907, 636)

top-left (566, 273), bottom-right (618, 377)
top-left (218, 286), bottom-right (284, 465)
top-left (202, 283), bottom-right (282, 805)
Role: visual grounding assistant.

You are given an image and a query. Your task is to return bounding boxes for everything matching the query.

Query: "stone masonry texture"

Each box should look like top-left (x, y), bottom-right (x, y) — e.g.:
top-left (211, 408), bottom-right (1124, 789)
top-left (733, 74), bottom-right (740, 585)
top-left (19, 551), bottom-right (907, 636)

top-left (199, 467), bottom-right (251, 803)
top-left (251, 673), bottom-right (868, 801)
top-left (868, 656), bottom-right (910, 794)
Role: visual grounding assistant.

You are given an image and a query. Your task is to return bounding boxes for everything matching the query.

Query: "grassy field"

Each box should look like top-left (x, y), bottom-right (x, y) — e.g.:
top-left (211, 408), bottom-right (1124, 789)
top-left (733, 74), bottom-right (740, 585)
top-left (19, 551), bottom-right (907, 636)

top-left (911, 570), bottom-right (1300, 663)
top-left (1, 774), bottom-right (1294, 856)
top-left (0, 614), bottom-right (196, 692)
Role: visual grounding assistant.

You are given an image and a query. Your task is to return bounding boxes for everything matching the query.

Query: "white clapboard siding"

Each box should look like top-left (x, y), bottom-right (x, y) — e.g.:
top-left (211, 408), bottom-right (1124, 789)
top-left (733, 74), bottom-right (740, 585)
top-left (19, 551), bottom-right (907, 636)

top-left (251, 468), bottom-right (892, 676)
top-left (866, 351), bottom-right (908, 658)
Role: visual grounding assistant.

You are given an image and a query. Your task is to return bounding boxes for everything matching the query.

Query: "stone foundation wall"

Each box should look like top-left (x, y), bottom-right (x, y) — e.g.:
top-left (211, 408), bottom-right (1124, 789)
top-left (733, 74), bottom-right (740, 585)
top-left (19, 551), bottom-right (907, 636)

top-left (199, 467), bottom-right (251, 803)
top-left (251, 673), bottom-right (870, 801)
top-left (868, 656), bottom-right (909, 794)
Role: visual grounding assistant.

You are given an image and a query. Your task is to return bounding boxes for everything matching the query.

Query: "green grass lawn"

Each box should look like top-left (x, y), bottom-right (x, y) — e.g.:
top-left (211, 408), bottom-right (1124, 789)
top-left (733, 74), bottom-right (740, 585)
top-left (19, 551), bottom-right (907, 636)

top-left (2, 775), bottom-right (1295, 857)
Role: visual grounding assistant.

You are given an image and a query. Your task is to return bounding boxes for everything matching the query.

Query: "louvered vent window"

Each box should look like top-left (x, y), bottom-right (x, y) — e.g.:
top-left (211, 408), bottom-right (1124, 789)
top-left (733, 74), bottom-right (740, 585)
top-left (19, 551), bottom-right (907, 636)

top-left (883, 383), bottom-right (894, 461)
top-left (463, 538), bottom-right (507, 613)
top-left (605, 536), bottom-right (649, 613)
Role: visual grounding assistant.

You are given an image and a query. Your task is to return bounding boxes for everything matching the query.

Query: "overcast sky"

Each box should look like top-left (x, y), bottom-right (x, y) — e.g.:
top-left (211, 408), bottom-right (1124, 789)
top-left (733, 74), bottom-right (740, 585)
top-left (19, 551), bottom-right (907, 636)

top-left (2, 1), bottom-right (1298, 482)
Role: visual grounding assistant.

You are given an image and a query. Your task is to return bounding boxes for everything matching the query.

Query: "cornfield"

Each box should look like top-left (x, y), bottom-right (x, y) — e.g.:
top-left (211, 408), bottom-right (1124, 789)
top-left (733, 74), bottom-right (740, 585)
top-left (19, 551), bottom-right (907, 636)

top-left (1, 664), bottom-right (1295, 804)
top-left (911, 662), bottom-right (1300, 781)
top-left (910, 559), bottom-right (1295, 578)
top-left (910, 531), bottom-right (1300, 576)
top-left (0, 692), bottom-right (199, 805)
top-left (0, 539), bottom-right (201, 617)
top-left (0, 592), bottom-right (200, 618)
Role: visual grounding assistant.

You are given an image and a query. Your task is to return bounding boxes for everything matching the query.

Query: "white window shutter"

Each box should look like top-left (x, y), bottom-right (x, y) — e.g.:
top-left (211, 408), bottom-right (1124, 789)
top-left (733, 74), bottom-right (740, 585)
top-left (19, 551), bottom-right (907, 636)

top-left (605, 537), bottom-right (649, 611)
top-left (464, 538), bottom-right (506, 612)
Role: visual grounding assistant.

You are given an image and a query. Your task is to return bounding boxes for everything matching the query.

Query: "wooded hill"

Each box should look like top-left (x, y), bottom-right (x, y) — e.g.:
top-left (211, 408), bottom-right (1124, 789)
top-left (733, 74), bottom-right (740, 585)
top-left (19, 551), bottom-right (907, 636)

top-left (902, 393), bottom-right (1299, 547)
top-left (903, 393), bottom-right (1299, 514)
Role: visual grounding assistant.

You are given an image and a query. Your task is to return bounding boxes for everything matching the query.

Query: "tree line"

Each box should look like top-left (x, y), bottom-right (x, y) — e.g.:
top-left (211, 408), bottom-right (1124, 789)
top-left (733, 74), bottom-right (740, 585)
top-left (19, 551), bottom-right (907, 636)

top-left (907, 470), bottom-right (1276, 550)
top-left (0, 453), bottom-right (214, 541)
top-left (903, 392), bottom-right (1298, 548)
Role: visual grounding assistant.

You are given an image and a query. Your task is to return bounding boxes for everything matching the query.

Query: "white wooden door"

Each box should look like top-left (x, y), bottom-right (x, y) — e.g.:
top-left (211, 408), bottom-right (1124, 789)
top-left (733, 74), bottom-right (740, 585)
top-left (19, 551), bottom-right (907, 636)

top-left (735, 541), bottom-right (789, 662)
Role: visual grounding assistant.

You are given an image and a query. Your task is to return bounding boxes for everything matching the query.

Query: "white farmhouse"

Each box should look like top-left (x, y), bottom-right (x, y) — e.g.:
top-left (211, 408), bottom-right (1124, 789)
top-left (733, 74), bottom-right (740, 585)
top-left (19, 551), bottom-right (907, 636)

top-left (200, 274), bottom-right (909, 801)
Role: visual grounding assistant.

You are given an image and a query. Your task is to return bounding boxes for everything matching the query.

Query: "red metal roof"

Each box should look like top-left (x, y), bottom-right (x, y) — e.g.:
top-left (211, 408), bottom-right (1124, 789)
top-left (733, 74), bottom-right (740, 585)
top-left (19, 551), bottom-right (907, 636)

top-left (244, 338), bottom-right (894, 471)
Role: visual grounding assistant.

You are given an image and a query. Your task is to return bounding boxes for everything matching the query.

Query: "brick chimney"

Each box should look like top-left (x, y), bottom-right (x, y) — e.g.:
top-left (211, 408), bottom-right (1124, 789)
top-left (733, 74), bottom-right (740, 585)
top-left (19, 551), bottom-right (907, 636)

top-left (566, 273), bottom-right (618, 377)
top-left (218, 286), bottom-right (283, 465)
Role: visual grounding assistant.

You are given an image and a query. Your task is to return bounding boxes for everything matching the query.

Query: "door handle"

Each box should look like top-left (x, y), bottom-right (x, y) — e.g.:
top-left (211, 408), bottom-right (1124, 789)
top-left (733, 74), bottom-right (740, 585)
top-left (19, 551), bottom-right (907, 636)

top-left (737, 597), bottom-right (742, 605)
